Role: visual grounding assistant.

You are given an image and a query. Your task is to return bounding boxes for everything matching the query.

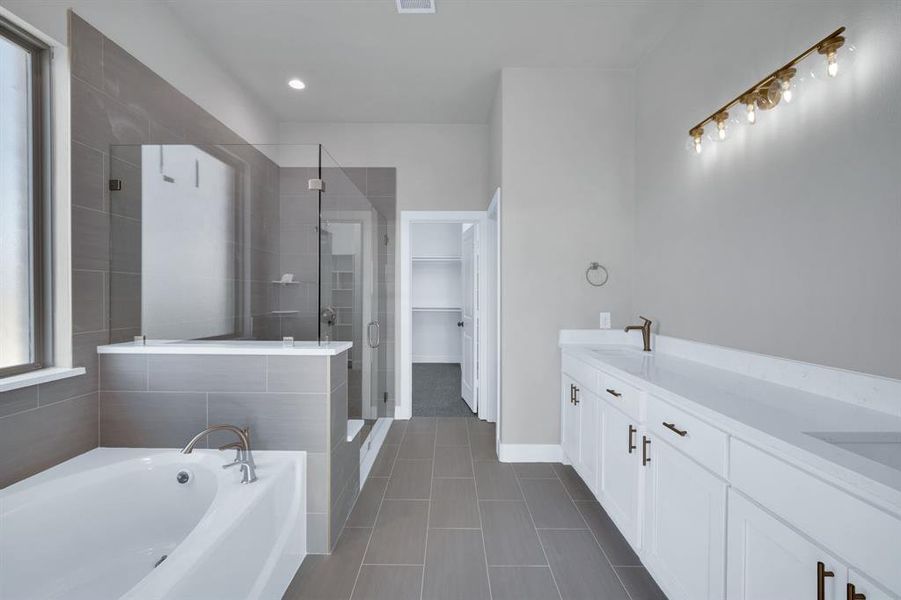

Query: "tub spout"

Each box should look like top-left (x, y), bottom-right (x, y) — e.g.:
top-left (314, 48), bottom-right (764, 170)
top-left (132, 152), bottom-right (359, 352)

top-left (182, 424), bottom-right (257, 483)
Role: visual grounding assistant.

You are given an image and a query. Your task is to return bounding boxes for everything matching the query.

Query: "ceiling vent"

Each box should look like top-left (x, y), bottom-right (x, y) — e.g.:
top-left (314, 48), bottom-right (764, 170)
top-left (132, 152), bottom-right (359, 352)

top-left (396, 0), bottom-right (435, 14)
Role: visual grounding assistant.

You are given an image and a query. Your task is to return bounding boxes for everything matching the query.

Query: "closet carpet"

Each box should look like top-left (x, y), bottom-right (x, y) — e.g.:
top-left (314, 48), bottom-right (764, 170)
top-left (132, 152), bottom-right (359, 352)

top-left (412, 363), bottom-right (474, 417)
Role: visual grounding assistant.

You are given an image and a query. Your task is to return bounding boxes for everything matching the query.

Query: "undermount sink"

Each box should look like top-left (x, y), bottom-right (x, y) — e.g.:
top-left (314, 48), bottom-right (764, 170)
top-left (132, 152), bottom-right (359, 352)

top-left (805, 431), bottom-right (901, 472)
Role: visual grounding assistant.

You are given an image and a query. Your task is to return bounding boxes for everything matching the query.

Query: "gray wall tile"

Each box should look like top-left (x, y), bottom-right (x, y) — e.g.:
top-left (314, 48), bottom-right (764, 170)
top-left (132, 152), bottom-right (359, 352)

top-left (71, 75), bottom-right (149, 151)
top-left (329, 470), bottom-right (360, 548)
top-left (0, 386), bottom-right (38, 418)
top-left (71, 206), bottom-right (109, 271)
top-left (207, 392), bottom-right (328, 451)
top-left (307, 513), bottom-right (329, 555)
top-left (330, 353), bottom-right (347, 391)
top-left (69, 15), bottom-right (103, 89)
top-left (71, 141), bottom-right (105, 211)
top-left (267, 356), bottom-right (328, 393)
top-left (99, 391), bottom-right (206, 448)
top-left (0, 393), bottom-right (98, 488)
top-left (148, 355), bottom-right (267, 392)
top-left (72, 270), bottom-right (105, 333)
top-left (99, 354), bottom-right (147, 391)
top-left (306, 451), bottom-right (329, 514)
top-left (330, 382), bottom-right (348, 451)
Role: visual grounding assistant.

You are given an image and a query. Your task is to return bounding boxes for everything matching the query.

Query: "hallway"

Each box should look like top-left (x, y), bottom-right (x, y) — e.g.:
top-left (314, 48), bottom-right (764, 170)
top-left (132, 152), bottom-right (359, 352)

top-left (284, 416), bottom-right (666, 600)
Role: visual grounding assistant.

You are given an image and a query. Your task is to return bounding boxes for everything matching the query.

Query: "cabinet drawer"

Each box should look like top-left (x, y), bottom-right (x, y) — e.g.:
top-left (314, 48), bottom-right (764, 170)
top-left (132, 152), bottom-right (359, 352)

top-left (647, 396), bottom-right (728, 477)
top-left (599, 373), bottom-right (642, 421)
top-left (562, 352), bottom-right (599, 393)
top-left (731, 438), bottom-right (901, 594)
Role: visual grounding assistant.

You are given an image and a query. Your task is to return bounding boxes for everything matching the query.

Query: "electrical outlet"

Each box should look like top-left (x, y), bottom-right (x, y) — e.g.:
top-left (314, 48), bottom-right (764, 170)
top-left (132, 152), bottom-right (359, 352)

top-left (599, 312), bottom-right (611, 329)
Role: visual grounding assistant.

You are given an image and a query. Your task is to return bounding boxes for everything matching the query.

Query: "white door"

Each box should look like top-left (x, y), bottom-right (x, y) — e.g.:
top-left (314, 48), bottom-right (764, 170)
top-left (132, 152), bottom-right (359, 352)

top-left (561, 375), bottom-right (580, 466)
top-left (460, 224), bottom-right (477, 411)
top-left (726, 490), bottom-right (847, 600)
top-left (643, 436), bottom-right (727, 600)
top-left (597, 400), bottom-right (641, 548)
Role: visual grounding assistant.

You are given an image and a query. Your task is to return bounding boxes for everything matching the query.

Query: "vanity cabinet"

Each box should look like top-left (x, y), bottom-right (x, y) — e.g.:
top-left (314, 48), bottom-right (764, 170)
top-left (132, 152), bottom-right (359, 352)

top-left (558, 345), bottom-right (901, 600)
top-left (596, 397), bottom-right (642, 548)
top-left (643, 435), bottom-right (727, 600)
top-left (726, 490), bottom-right (846, 600)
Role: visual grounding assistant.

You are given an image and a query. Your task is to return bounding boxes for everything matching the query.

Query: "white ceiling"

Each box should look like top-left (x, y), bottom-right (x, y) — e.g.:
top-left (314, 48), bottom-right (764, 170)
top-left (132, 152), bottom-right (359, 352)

top-left (166, 0), bottom-right (691, 124)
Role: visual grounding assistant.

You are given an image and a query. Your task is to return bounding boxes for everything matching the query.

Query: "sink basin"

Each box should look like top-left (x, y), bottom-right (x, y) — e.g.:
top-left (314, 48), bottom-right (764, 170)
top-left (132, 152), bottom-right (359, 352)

top-left (805, 431), bottom-right (901, 472)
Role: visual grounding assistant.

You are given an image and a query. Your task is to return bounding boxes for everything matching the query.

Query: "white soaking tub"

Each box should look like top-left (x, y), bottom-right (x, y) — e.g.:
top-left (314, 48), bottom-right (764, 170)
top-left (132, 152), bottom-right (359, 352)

top-left (0, 448), bottom-right (306, 600)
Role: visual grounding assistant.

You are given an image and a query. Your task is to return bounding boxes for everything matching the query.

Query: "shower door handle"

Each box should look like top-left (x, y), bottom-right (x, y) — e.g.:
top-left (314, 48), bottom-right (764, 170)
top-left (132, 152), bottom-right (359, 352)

top-left (367, 321), bottom-right (381, 348)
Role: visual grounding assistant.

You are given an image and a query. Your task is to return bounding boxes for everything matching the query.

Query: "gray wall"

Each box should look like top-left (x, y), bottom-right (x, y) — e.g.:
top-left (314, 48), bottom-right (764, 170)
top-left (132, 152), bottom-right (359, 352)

top-left (99, 350), bottom-right (357, 554)
top-left (497, 68), bottom-right (636, 445)
top-left (0, 12), bottom-right (282, 489)
top-left (633, 0), bottom-right (901, 379)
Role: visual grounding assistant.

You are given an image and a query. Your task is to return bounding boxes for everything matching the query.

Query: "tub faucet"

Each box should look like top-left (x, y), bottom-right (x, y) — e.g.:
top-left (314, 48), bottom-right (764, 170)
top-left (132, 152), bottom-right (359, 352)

top-left (625, 316), bottom-right (653, 352)
top-left (181, 424), bottom-right (257, 483)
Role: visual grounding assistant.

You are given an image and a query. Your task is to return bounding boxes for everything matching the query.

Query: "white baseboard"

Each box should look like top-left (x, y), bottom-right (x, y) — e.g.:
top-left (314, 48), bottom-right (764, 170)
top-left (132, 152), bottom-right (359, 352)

top-left (497, 443), bottom-right (563, 463)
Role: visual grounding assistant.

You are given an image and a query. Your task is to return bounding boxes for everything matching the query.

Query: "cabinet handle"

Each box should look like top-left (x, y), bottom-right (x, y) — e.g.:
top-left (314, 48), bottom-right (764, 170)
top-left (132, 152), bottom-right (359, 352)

top-left (847, 583), bottom-right (866, 600)
top-left (606, 388), bottom-right (622, 398)
top-left (641, 435), bottom-right (651, 466)
top-left (569, 384), bottom-right (575, 404)
top-left (573, 386), bottom-right (580, 405)
top-left (817, 561), bottom-right (835, 600)
top-left (628, 425), bottom-right (637, 454)
top-left (662, 421), bottom-right (688, 437)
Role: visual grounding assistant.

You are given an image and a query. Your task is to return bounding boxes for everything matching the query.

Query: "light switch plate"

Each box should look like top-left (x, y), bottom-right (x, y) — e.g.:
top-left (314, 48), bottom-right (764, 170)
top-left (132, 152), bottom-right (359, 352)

top-left (598, 312), bottom-right (611, 329)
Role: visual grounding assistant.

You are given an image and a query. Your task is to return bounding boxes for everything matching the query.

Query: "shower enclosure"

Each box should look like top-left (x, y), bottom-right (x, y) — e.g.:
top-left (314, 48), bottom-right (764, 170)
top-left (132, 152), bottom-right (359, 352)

top-left (107, 143), bottom-right (394, 420)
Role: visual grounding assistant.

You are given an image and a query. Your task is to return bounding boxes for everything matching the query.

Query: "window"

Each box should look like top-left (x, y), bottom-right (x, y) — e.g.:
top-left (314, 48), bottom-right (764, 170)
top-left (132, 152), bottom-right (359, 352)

top-left (0, 21), bottom-right (46, 378)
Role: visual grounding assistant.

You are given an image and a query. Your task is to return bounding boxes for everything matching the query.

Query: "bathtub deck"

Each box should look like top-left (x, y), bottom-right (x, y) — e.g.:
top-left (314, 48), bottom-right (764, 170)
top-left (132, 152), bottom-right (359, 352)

top-left (282, 415), bottom-right (666, 600)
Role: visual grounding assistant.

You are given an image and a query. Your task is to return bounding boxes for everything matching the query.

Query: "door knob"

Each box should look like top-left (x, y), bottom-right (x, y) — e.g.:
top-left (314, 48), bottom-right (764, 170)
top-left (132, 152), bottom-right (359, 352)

top-left (457, 321), bottom-right (464, 327)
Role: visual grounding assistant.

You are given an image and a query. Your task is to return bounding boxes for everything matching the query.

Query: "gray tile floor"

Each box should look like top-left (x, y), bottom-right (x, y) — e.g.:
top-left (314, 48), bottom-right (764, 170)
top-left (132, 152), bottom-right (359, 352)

top-left (283, 416), bottom-right (667, 600)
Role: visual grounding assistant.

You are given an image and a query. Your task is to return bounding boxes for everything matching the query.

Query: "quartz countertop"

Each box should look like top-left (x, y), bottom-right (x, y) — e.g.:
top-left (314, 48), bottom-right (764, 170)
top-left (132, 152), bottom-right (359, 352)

top-left (560, 337), bottom-right (901, 513)
top-left (97, 339), bottom-right (352, 356)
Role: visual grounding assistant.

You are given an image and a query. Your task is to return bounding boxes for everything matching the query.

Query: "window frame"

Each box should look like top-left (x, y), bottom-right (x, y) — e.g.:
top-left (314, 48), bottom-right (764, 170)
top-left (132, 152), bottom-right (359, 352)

top-left (0, 19), bottom-right (47, 378)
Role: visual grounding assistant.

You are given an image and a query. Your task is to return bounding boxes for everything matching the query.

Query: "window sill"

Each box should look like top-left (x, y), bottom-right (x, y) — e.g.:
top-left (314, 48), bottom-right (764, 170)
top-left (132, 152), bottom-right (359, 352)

top-left (0, 367), bottom-right (86, 393)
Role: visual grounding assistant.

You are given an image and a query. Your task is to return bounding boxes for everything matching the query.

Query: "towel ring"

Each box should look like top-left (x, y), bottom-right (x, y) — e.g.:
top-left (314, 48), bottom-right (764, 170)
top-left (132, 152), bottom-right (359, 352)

top-left (585, 262), bottom-right (609, 287)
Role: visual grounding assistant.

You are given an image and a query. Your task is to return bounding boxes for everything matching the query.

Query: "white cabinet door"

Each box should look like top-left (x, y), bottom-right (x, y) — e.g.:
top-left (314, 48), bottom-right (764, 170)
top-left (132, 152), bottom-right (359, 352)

top-left (561, 375), bottom-right (580, 466)
top-left (847, 571), bottom-right (898, 600)
top-left (576, 386), bottom-right (599, 493)
top-left (597, 401), bottom-right (641, 548)
top-left (643, 436), bottom-right (727, 600)
top-left (726, 490), bottom-right (846, 600)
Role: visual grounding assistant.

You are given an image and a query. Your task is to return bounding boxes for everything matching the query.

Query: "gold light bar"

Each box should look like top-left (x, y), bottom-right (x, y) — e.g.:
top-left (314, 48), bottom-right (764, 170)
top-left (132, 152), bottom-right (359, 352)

top-left (688, 26), bottom-right (847, 152)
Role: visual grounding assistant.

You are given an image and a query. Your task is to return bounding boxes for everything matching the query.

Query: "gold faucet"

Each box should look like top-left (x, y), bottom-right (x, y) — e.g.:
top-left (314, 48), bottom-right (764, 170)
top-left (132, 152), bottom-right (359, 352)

top-left (625, 316), bottom-right (653, 352)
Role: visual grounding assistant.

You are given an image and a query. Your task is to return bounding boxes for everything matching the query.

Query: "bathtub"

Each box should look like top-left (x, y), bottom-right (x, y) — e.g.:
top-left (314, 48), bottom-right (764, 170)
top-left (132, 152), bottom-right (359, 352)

top-left (0, 448), bottom-right (306, 600)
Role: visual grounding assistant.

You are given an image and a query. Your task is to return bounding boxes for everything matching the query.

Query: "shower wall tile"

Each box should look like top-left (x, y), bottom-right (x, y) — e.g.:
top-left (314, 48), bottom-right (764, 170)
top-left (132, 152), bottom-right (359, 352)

top-left (147, 355), bottom-right (267, 392)
top-left (99, 391), bottom-right (207, 448)
top-left (268, 356), bottom-right (329, 393)
top-left (71, 206), bottom-right (110, 271)
top-left (0, 387), bottom-right (38, 419)
top-left (99, 354), bottom-right (148, 391)
top-left (207, 392), bottom-right (329, 452)
top-left (69, 13), bottom-right (103, 89)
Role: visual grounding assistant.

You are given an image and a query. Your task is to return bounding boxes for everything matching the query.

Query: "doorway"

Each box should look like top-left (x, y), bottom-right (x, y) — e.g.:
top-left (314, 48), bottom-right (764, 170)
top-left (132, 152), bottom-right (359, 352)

top-left (399, 211), bottom-right (497, 422)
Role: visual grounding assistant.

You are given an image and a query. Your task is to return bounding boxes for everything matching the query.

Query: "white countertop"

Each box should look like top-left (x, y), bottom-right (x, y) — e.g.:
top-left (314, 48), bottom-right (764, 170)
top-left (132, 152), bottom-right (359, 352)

top-left (97, 340), bottom-right (353, 356)
top-left (560, 335), bottom-right (901, 513)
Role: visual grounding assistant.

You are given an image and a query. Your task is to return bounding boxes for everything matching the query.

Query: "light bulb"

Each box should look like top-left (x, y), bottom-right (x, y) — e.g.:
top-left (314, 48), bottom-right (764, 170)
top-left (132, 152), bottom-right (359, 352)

top-left (717, 122), bottom-right (726, 140)
top-left (712, 112), bottom-right (729, 141)
top-left (827, 51), bottom-right (838, 77)
top-left (688, 127), bottom-right (704, 154)
top-left (746, 102), bottom-right (756, 124)
top-left (781, 80), bottom-right (793, 103)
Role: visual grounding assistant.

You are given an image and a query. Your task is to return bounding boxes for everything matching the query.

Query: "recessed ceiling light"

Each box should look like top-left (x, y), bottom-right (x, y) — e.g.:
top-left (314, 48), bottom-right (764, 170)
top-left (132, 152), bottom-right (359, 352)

top-left (288, 78), bottom-right (306, 90)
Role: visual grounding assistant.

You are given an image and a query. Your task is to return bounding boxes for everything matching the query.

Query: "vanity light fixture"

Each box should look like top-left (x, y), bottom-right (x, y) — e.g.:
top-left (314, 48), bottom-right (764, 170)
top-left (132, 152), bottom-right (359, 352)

top-left (688, 27), bottom-right (848, 153)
